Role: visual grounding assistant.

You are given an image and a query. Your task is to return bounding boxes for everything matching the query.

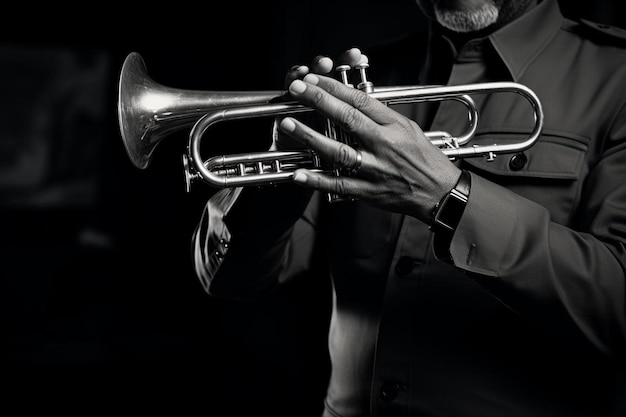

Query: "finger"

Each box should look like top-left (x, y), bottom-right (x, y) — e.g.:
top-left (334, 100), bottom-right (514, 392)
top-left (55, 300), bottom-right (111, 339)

top-left (311, 56), bottom-right (334, 74)
top-left (279, 117), bottom-right (363, 172)
top-left (292, 169), bottom-right (368, 200)
top-left (288, 74), bottom-right (395, 133)
top-left (337, 47), bottom-right (363, 67)
top-left (284, 65), bottom-right (309, 89)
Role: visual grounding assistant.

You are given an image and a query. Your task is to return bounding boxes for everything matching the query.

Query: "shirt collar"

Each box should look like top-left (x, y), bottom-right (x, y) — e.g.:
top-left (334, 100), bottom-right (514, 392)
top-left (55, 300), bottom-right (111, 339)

top-left (489, 0), bottom-right (563, 81)
top-left (427, 0), bottom-right (563, 82)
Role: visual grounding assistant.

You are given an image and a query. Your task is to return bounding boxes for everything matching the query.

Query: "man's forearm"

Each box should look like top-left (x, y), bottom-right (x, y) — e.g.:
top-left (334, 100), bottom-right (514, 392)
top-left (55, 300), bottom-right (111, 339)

top-left (192, 185), bottom-right (315, 299)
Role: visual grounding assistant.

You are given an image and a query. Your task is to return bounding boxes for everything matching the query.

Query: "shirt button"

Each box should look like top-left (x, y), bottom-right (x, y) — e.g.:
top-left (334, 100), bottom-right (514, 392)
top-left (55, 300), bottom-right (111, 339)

top-left (395, 256), bottom-right (420, 276)
top-left (509, 152), bottom-right (527, 171)
top-left (380, 382), bottom-right (401, 401)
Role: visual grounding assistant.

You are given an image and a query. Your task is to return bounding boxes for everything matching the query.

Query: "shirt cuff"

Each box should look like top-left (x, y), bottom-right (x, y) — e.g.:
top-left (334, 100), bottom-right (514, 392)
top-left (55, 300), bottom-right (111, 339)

top-left (441, 173), bottom-right (542, 277)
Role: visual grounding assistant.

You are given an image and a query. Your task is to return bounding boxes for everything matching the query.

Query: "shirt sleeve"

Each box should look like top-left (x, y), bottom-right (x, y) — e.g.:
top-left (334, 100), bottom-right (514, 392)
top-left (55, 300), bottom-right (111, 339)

top-left (191, 185), bottom-right (318, 300)
top-left (446, 169), bottom-right (626, 362)
top-left (192, 187), bottom-right (242, 295)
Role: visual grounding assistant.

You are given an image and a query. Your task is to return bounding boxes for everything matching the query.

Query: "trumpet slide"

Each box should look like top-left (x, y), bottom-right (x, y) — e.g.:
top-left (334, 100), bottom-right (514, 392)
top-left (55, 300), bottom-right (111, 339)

top-left (117, 52), bottom-right (544, 192)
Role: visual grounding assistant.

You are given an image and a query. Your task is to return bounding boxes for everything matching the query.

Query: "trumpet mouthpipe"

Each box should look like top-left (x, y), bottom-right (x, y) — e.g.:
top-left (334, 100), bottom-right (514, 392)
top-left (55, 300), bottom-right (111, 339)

top-left (117, 52), bottom-right (544, 193)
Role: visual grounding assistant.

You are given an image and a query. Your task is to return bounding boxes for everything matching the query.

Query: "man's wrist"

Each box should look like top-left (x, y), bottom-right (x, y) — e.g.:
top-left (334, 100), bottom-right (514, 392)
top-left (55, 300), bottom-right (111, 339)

top-left (431, 170), bottom-right (471, 234)
top-left (430, 170), bottom-right (471, 263)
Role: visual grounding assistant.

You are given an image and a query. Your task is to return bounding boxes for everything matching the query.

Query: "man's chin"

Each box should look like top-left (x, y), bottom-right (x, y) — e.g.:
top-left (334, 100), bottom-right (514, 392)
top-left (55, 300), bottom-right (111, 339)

top-left (437, 0), bottom-right (494, 11)
top-left (434, 4), bottom-right (499, 33)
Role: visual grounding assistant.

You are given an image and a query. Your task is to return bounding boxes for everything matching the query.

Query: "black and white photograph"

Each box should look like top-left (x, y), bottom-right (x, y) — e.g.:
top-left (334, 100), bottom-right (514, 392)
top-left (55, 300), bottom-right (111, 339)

top-left (2, 1), bottom-right (626, 415)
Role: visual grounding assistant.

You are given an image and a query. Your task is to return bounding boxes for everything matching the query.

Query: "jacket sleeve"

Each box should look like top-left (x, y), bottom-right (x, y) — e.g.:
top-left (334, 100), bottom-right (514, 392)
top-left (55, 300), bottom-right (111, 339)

top-left (444, 138), bottom-right (626, 362)
top-left (192, 185), bottom-right (318, 300)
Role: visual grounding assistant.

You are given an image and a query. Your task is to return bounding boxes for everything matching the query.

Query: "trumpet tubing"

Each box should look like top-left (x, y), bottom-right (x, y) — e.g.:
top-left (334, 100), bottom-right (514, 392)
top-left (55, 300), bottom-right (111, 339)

top-left (117, 52), bottom-right (544, 192)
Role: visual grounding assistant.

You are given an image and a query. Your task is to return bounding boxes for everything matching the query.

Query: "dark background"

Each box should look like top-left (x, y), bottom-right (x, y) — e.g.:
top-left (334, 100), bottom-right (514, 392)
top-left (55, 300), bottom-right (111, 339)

top-left (2, 1), bottom-right (625, 414)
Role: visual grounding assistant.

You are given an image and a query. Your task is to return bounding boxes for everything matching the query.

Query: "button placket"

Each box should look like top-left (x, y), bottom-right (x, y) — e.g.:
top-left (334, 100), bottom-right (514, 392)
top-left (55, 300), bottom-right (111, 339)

top-left (379, 382), bottom-right (406, 402)
top-left (508, 152), bottom-right (528, 171)
top-left (395, 256), bottom-right (423, 276)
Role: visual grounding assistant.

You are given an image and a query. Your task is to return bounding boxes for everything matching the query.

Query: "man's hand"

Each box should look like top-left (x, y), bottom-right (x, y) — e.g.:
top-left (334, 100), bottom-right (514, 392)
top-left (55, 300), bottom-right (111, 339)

top-left (271, 48), bottom-right (366, 151)
top-left (278, 71), bottom-right (462, 224)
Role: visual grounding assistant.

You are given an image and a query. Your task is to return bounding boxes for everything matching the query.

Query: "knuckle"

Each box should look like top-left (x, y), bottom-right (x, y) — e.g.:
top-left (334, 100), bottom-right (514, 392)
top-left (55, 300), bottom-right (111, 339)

top-left (342, 106), bottom-right (364, 133)
top-left (351, 90), bottom-right (371, 111)
top-left (334, 143), bottom-right (352, 167)
top-left (303, 173), bottom-right (321, 190)
top-left (309, 88), bottom-right (327, 107)
top-left (404, 117), bottom-right (419, 131)
top-left (334, 178), bottom-right (349, 196)
top-left (325, 80), bottom-right (343, 96)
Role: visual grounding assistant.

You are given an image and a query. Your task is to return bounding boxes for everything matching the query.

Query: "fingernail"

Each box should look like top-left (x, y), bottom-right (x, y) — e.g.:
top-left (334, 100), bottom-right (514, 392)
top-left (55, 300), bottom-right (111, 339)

top-left (294, 172), bottom-right (308, 183)
top-left (303, 74), bottom-right (319, 85)
top-left (280, 117), bottom-right (296, 132)
top-left (290, 79), bottom-right (306, 95)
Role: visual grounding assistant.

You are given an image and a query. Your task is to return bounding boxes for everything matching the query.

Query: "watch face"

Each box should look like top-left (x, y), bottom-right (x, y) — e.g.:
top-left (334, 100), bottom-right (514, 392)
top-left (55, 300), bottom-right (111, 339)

top-left (435, 190), bottom-right (468, 231)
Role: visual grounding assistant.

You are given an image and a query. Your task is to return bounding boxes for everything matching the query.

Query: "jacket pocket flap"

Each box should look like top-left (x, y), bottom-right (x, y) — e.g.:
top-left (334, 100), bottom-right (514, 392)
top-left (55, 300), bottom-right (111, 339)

top-left (460, 131), bottom-right (587, 180)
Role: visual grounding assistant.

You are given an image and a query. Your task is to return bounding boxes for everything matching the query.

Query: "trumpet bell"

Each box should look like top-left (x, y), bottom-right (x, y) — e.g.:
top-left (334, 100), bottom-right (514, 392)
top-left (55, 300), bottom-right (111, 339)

top-left (117, 52), bottom-right (544, 193)
top-left (117, 52), bottom-right (155, 169)
top-left (117, 52), bottom-right (282, 169)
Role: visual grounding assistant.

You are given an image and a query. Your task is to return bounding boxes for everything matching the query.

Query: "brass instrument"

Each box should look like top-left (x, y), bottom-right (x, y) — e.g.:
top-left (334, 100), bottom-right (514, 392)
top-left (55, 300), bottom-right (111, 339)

top-left (117, 52), bottom-right (544, 192)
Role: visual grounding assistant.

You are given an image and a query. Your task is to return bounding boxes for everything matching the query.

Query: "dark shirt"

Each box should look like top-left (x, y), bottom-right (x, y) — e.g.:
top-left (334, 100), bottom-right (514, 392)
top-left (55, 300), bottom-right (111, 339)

top-left (193, 0), bottom-right (626, 415)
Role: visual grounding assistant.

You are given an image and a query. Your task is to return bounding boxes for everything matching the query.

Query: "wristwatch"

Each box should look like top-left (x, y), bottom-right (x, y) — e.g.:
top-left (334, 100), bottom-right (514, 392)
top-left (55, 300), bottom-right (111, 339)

top-left (431, 170), bottom-right (471, 234)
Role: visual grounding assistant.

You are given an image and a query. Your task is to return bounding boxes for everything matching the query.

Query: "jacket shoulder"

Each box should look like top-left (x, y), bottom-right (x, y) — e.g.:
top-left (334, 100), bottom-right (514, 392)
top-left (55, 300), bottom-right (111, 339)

top-left (569, 18), bottom-right (626, 47)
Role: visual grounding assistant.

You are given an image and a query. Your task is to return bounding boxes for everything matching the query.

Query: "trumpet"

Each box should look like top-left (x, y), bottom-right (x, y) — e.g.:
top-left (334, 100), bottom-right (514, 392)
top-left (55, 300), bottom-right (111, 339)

top-left (117, 52), bottom-right (544, 192)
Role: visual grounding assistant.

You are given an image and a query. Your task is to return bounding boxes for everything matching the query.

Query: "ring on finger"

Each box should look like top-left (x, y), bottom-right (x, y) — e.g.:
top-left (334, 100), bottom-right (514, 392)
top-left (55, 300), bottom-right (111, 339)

top-left (349, 149), bottom-right (362, 175)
